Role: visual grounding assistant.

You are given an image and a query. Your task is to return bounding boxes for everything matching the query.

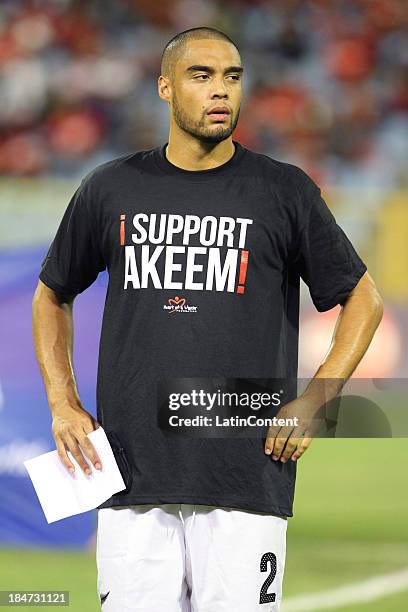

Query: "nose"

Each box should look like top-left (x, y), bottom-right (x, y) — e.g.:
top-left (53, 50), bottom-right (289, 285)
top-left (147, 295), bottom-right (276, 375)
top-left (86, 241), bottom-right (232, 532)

top-left (211, 76), bottom-right (228, 98)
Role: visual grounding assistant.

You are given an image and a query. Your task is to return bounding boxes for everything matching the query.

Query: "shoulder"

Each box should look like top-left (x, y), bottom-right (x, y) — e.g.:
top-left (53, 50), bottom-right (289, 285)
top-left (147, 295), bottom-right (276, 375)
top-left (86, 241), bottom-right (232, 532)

top-left (242, 144), bottom-right (320, 200)
top-left (79, 148), bottom-right (155, 194)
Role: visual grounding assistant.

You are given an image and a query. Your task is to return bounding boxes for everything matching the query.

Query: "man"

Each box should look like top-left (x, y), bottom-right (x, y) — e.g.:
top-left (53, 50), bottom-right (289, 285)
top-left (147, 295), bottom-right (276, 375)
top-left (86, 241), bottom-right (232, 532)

top-left (32, 27), bottom-right (383, 612)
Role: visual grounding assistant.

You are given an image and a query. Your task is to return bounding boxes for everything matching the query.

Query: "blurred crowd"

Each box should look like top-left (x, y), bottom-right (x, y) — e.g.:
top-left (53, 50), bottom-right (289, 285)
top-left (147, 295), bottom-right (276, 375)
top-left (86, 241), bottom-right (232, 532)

top-left (0, 0), bottom-right (407, 188)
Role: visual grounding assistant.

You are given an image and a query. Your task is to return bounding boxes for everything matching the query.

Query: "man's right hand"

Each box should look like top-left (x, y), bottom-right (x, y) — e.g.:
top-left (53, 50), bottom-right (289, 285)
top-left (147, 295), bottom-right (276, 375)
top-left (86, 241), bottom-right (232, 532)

top-left (51, 401), bottom-right (102, 476)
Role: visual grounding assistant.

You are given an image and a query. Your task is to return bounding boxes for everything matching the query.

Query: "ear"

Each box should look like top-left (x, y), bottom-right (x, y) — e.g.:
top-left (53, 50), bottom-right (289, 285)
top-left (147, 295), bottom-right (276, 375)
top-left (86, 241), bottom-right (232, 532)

top-left (158, 75), bottom-right (171, 103)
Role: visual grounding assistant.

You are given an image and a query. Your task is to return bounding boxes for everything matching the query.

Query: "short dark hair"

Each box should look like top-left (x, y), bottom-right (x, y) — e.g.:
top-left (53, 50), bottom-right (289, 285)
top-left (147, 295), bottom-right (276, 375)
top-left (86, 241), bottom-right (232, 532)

top-left (161, 27), bottom-right (240, 81)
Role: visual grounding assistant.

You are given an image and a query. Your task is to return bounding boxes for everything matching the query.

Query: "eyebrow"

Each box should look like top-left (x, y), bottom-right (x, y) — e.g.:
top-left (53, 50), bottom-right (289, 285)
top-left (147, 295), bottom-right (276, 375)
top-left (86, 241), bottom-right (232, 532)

top-left (186, 65), bottom-right (243, 74)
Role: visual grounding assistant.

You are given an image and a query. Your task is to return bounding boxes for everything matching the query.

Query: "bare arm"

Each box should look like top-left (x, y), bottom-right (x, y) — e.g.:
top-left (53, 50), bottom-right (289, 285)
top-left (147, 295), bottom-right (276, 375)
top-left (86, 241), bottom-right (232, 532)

top-left (265, 271), bottom-right (384, 459)
top-left (305, 270), bottom-right (383, 391)
top-left (32, 279), bottom-right (102, 475)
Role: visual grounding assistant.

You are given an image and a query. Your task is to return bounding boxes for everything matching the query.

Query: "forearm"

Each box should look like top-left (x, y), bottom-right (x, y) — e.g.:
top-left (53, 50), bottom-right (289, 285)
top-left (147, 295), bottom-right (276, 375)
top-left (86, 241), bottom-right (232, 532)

top-left (32, 281), bottom-right (81, 414)
top-left (303, 277), bottom-right (384, 402)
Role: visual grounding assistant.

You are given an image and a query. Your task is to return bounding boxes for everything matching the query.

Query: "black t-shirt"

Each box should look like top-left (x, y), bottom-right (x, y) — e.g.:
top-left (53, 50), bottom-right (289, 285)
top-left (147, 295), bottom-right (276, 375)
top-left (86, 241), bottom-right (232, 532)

top-left (39, 140), bottom-right (367, 517)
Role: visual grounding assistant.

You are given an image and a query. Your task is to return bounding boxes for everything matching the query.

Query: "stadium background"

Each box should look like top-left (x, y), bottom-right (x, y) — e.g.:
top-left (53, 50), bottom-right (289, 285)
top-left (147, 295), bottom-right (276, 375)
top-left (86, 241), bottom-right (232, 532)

top-left (0, 0), bottom-right (407, 610)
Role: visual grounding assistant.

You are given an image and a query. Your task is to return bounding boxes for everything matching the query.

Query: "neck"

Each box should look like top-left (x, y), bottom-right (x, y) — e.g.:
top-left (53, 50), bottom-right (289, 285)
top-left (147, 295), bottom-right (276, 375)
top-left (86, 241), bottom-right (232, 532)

top-left (165, 130), bottom-right (235, 171)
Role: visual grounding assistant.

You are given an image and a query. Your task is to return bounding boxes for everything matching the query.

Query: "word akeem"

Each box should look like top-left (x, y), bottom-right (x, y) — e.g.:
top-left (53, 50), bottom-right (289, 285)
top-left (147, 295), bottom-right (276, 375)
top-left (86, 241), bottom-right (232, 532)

top-left (120, 213), bottom-right (253, 293)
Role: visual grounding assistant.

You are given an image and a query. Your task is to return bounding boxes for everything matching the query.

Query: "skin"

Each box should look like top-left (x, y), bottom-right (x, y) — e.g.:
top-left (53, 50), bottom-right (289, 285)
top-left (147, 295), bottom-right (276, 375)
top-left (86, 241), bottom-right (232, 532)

top-left (32, 38), bottom-right (384, 475)
top-left (32, 284), bottom-right (102, 476)
top-left (158, 38), bottom-right (243, 170)
top-left (264, 271), bottom-right (384, 462)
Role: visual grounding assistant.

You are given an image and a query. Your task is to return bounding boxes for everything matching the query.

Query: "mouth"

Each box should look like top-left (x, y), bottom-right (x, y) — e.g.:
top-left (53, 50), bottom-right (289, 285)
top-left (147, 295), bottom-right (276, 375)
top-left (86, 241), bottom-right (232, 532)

top-left (207, 107), bottom-right (231, 121)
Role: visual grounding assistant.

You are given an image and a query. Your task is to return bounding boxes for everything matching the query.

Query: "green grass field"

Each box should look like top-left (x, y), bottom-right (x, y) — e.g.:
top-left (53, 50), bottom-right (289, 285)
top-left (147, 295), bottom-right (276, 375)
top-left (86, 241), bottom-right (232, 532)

top-left (1, 439), bottom-right (407, 611)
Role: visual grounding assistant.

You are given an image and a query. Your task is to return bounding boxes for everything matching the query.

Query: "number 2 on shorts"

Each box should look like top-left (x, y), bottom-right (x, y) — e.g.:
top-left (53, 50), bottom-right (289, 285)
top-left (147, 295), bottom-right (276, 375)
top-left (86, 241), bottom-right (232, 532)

top-left (259, 552), bottom-right (277, 604)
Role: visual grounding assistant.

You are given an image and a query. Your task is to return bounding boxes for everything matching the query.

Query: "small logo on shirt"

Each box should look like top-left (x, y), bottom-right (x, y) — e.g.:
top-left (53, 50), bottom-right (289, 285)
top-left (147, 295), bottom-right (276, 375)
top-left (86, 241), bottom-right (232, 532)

top-left (163, 296), bottom-right (197, 314)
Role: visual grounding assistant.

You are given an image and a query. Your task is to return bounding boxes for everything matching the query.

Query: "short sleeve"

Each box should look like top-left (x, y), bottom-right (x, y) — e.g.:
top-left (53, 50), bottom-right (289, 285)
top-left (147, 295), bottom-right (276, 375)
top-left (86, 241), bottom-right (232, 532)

top-left (293, 188), bottom-right (367, 312)
top-left (39, 179), bottom-right (106, 299)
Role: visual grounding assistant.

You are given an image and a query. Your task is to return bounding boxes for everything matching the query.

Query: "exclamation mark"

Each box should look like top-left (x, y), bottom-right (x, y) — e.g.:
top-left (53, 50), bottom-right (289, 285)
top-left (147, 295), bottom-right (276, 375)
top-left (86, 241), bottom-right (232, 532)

top-left (237, 250), bottom-right (249, 294)
top-left (120, 214), bottom-right (126, 246)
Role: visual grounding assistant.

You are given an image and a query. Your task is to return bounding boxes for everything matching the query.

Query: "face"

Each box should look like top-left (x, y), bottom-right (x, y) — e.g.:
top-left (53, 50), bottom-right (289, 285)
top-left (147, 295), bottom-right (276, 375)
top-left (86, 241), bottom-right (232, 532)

top-left (162, 39), bottom-right (243, 144)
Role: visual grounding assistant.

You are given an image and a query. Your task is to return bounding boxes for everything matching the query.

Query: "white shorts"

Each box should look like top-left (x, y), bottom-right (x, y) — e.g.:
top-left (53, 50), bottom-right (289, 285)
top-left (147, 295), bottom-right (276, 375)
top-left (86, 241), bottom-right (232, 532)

top-left (96, 503), bottom-right (288, 612)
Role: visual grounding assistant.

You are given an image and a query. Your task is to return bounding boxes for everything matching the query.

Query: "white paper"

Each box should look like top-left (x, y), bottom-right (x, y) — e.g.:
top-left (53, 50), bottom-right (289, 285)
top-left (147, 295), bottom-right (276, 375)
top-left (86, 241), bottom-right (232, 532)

top-left (24, 427), bottom-right (126, 523)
